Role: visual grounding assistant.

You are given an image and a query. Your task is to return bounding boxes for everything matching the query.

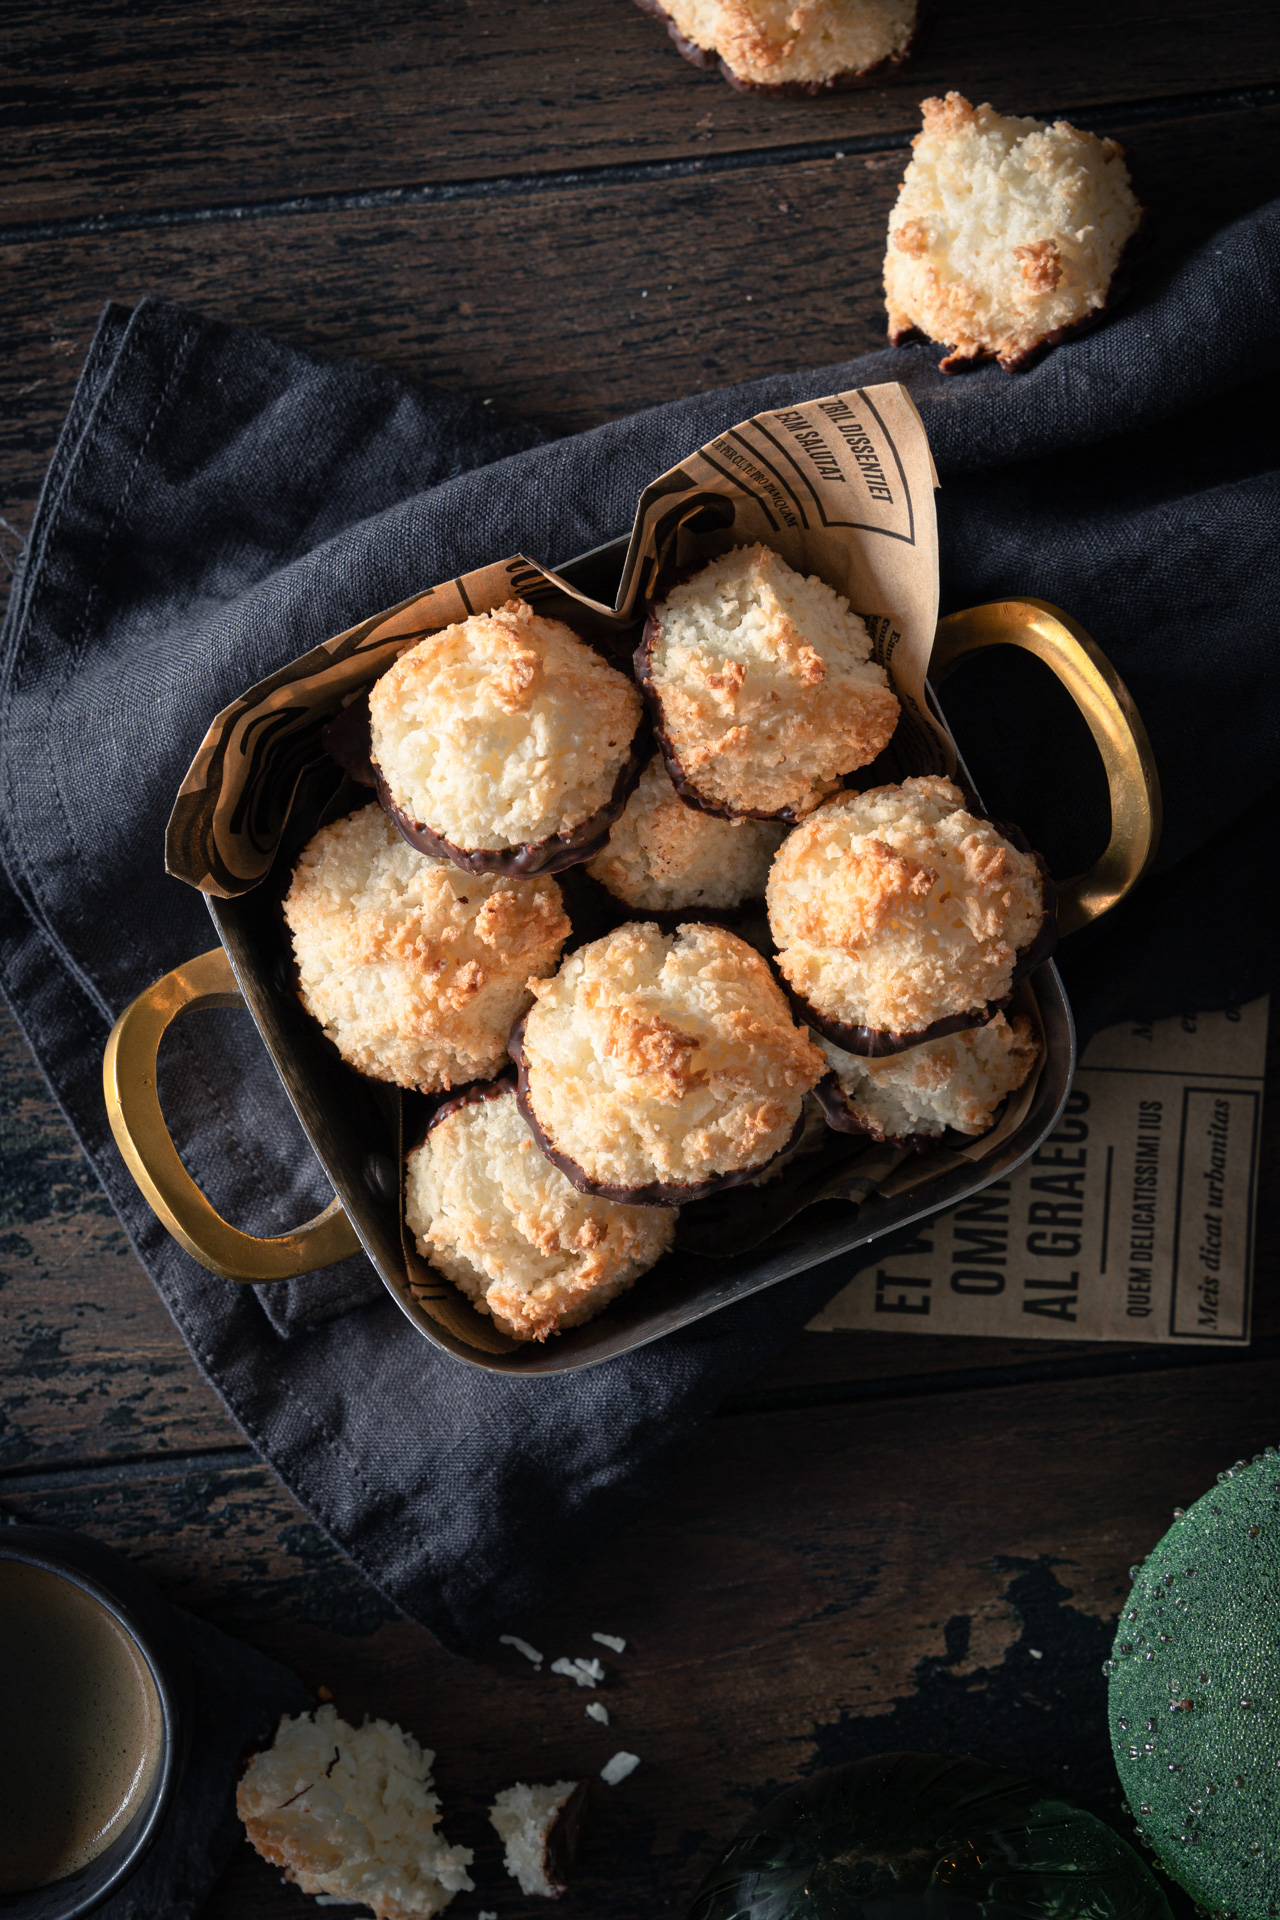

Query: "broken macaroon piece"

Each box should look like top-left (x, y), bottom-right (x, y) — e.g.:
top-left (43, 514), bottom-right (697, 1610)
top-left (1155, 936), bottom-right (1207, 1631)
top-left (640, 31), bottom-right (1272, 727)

top-left (884, 91), bottom-right (1142, 372)
top-left (236, 1703), bottom-right (474, 1920)
top-left (284, 803), bottom-right (569, 1093)
top-left (489, 1779), bottom-right (590, 1899)
top-left (815, 1010), bottom-right (1041, 1142)
top-left (635, 0), bottom-right (918, 94)
top-left (404, 1080), bottom-right (676, 1342)
top-left (636, 545), bottom-right (899, 822)
top-left (368, 599), bottom-right (645, 875)
top-left (766, 776), bottom-right (1053, 1055)
top-left (586, 751), bottom-right (786, 915)
top-left (512, 920), bottom-right (826, 1204)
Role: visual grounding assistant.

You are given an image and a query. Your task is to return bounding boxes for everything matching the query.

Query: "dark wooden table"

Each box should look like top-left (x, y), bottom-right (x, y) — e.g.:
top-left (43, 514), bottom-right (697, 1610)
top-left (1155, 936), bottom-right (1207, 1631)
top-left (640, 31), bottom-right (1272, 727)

top-left (2, 8), bottom-right (1278, 1916)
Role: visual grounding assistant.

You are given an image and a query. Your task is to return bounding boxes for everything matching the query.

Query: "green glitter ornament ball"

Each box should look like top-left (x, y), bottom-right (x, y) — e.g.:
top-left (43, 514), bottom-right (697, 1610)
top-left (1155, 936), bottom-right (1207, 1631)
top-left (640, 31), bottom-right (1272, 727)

top-left (1108, 1444), bottom-right (1280, 1919)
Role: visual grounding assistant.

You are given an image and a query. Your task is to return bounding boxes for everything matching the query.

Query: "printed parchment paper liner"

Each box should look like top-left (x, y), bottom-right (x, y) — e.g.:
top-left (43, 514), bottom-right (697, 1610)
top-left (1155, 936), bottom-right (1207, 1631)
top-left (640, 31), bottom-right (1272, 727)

top-left (168, 384), bottom-right (1058, 1345)
top-left (168, 385), bottom-right (948, 898)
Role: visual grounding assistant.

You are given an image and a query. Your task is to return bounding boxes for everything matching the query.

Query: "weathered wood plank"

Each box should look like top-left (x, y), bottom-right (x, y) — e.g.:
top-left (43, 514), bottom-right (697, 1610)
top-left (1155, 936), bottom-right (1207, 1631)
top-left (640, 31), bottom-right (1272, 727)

top-left (4, 103), bottom-right (1279, 564)
top-left (3, 0), bottom-right (1277, 225)
top-left (3, 1354), bottom-right (1277, 1916)
top-left (0, 1004), bottom-right (240, 1468)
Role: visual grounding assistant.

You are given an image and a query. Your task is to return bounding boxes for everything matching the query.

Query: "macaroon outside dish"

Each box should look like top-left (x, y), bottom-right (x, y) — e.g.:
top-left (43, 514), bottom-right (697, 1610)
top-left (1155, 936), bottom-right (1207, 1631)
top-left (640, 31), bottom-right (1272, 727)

top-left (635, 0), bottom-right (918, 94)
top-left (884, 91), bottom-right (1143, 372)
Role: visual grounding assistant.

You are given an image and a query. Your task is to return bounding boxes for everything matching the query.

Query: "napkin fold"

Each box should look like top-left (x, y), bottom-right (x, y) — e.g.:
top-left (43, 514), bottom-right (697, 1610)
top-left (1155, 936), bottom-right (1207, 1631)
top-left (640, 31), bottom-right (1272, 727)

top-left (2, 202), bottom-right (1277, 1649)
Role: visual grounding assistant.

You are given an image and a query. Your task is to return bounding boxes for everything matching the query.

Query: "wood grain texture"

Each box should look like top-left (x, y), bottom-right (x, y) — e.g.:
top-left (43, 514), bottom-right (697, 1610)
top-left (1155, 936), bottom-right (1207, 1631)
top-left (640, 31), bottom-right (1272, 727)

top-left (1, 14), bottom-right (1277, 1911)
top-left (0, 1004), bottom-right (239, 1470)
top-left (4, 1354), bottom-right (1278, 1917)
top-left (3, 0), bottom-right (1278, 226)
top-left (4, 103), bottom-right (1279, 567)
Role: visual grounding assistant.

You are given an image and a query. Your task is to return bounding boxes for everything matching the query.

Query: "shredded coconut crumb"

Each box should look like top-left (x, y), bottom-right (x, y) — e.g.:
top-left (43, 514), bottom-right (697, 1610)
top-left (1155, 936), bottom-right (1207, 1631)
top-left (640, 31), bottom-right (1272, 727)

top-left (551, 1656), bottom-right (604, 1688)
top-left (586, 1701), bottom-right (611, 1725)
top-left (490, 1780), bottom-right (582, 1898)
top-left (237, 1704), bottom-right (473, 1919)
top-left (499, 1633), bottom-right (545, 1668)
top-left (591, 1632), bottom-right (626, 1653)
top-left (601, 1752), bottom-right (641, 1786)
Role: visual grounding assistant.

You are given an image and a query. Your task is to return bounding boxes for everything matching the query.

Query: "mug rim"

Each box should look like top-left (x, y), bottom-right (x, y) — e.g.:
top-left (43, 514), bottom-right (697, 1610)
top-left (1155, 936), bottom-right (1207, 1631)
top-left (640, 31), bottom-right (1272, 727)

top-left (0, 1526), bottom-right (185, 1919)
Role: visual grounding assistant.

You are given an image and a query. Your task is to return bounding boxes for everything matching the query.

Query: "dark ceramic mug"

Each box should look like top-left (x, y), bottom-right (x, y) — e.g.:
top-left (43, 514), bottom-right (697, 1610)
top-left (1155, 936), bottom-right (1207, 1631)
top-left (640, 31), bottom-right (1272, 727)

top-left (0, 1525), bottom-right (189, 1918)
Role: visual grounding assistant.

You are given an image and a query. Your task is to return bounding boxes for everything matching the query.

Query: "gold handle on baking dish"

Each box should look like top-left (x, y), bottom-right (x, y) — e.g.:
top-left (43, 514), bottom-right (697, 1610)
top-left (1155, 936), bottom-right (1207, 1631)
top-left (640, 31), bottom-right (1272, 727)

top-left (103, 946), bottom-right (362, 1282)
top-left (930, 597), bottom-right (1162, 937)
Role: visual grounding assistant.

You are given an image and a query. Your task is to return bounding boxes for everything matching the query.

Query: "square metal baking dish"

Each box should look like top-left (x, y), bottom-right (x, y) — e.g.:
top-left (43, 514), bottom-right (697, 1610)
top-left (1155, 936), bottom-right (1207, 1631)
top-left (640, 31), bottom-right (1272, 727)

top-left (105, 537), bottom-right (1160, 1374)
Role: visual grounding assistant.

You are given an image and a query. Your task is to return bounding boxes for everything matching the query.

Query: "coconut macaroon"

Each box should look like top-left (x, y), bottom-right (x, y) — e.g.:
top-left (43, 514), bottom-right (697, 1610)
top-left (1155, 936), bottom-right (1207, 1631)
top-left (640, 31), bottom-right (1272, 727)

top-left (490, 1780), bottom-right (590, 1898)
top-left (405, 1083), bottom-right (675, 1342)
top-left (884, 92), bottom-right (1142, 372)
top-left (237, 1704), bottom-right (474, 1920)
top-left (284, 804), bottom-right (569, 1092)
top-left (817, 1011), bottom-right (1040, 1142)
top-left (639, 0), bottom-right (917, 92)
top-left (586, 752), bottom-right (786, 913)
top-left (368, 599), bottom-right (644, 871)
top-left (767, 776), bottom-right (1050, 1051)
top-left (514, 921), bottom-right (826, 1202)
top-left (638, 545), bottom-right (899, 821)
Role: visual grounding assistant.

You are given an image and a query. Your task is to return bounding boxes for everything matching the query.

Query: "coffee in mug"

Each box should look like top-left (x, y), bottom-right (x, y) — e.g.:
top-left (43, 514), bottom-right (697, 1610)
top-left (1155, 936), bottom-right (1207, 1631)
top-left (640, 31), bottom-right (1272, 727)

top-left (0, 1560), bottom-right (164, 1892)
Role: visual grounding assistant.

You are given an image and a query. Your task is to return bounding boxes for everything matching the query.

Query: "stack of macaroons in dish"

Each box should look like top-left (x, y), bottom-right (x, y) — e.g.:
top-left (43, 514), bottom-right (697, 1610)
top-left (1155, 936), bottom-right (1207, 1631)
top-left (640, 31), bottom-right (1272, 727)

top-left (285, 556), bottom-right (1051, 1342)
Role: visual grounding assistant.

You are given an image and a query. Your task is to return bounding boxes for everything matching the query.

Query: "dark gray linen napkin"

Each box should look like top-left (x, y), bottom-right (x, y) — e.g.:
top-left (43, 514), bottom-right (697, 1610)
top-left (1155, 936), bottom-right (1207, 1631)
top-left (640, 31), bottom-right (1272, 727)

top-left (1, 203), bottom-right (1277, 1650)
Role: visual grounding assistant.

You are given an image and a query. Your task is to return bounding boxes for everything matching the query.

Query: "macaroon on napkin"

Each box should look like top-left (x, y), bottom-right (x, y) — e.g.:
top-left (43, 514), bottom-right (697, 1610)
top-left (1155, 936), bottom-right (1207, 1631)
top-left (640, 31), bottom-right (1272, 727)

top-left (1, 200), bottom-right (1277, 1648)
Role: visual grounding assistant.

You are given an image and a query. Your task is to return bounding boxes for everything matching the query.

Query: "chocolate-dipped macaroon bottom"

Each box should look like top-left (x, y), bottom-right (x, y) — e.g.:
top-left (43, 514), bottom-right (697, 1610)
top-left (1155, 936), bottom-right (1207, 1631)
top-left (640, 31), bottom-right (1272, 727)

top-left (814, 1073), bottom-right (930, 1146)
top-left (632, 0), bottom-right (918, 97)
top-left (890, 213), bottom-right (1145, 375)
top-left (509, 1018), bottom-right (807, 1208)
top-left (415, 1070), bottom-right (517, 1147)
top-left (322, 691), bottom-right (649, 877)
top-left (784, 889), bottom-right (1057, 1060)
top-left (541, 1780), bottom-right (591, 1897)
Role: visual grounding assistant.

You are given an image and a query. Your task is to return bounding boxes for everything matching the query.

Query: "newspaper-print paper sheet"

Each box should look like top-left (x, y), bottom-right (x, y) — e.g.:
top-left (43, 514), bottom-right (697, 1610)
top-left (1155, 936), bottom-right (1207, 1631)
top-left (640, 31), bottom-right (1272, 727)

top-left (808, 998), bottom-right (1268, 1345)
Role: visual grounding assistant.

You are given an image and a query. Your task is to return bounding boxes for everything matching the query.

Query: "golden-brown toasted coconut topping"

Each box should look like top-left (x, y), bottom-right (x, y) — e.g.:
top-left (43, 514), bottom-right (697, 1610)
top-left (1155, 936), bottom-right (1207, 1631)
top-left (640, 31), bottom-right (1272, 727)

top-left (645, 544), bottom-right (899, 817)
top-left (406, 1086), bottom-right (674, 1342)
top-left (520, 920), bottom-right (826, 1192)
top-left (884, 92), bottom-right (1142, 371)
top-left (587, 753), bottom-right (785, 910)
top-left (767, 776), bottom-right (1045, 1035)
top-left (284, 803), bottom-right (569, 1092)
top-left (369, 599), bottom-right (642, 851)
top-left (820, 1011), bottom-right (1041, 1140)
top-left (659, 0), bottom-right (916, 87)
